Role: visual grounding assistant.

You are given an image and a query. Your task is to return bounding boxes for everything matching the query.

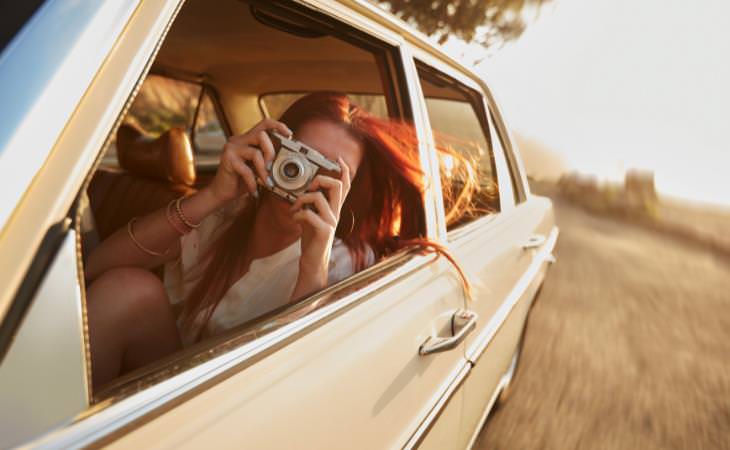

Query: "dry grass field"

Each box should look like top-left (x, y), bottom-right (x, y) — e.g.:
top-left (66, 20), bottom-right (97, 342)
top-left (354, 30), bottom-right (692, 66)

top-left (474, 193), bottom-right (730, 450)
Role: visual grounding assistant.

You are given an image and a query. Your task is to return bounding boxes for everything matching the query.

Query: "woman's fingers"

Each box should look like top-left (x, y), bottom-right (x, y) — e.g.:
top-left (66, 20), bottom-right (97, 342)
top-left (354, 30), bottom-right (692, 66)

top-left (224, 142), bottom-right (268, 183)
top-left (307, 175), bottom-right (343, 215)
top-left (251, 118), bottom-right (292, 138)
top-left (240, 145), bottom-right (268, 182)
top-left (229, 118), bottom-right (291, 144)
top-left (257, 130), bottom-right (276, 164)
top-left (292, 209), bottom-right (331, 236)
top-left (338, 157), bottom-right (352, 195)
top-left (291, 192), bottom-right (336, 226)
top-left (225, 151), bottom-right (258, 194)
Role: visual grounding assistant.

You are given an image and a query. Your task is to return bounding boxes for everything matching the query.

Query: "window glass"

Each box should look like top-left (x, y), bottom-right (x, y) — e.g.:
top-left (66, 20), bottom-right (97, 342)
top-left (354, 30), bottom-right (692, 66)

top-left (193, 91), bottom-right (227, 166)
top-left (260, 93), bottom-right (389, 120)
top-left (102, 75), bottom-right (229, 167)
top-left (417, 65), bottom-right (499, 230)
top-left (126, 74), bottom-right (201, 137)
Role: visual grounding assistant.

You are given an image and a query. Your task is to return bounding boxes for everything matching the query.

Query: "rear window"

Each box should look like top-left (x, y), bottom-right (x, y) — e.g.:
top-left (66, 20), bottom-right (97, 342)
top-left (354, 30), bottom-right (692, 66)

top-left (260, 92), bottom-right (389, 119)
top-left (102, 74), bottom-right (227, 167)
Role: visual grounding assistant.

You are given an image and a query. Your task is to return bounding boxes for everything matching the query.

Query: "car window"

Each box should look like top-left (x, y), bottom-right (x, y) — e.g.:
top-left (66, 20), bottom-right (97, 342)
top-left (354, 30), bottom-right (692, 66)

top-left (416, 63), bottom-right (500, 230)
top-left (82, 0), bottom-right (419, 401)
top-left (101, 75), bottom-right (228, 168)
top-left (193, 90), bottom-right (228, 166)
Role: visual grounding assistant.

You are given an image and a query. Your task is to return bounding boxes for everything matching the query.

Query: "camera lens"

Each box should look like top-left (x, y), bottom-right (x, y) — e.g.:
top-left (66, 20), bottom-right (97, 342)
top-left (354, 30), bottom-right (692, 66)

top-left (282, 161), bottom-right (301, 179)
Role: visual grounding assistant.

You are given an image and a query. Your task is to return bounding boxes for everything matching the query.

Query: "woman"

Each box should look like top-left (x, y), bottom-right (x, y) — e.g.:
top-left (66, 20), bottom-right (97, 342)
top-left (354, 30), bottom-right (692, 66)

top-left (85, 92), bottom-right (470, 389)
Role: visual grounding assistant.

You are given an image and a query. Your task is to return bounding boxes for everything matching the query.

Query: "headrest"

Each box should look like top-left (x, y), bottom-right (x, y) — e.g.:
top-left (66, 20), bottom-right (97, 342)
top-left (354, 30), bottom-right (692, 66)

top-left (116, 124), bottom-right (196, 186)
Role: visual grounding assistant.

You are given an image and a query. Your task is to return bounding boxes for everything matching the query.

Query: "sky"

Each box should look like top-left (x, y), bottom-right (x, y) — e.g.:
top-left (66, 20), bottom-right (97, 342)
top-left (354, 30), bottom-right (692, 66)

top-left (445, 0), bottom-right (730, 207)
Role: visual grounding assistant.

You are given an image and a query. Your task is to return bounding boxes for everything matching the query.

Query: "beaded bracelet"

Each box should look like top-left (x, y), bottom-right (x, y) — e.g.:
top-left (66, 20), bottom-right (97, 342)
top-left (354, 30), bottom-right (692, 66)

top-left (166, 199), bottom-right (190, 235)
top-left (175, 196), bottom-right (201, 229)
top-left (127, 217), bottom-right (169, 257)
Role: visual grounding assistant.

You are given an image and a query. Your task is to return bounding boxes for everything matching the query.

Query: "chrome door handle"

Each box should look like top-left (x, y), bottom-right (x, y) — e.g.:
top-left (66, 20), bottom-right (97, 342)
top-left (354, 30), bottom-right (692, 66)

top-left (523, 234), bottom-right (546, 249)
top-left (419, 309), bottom-right (478, 356)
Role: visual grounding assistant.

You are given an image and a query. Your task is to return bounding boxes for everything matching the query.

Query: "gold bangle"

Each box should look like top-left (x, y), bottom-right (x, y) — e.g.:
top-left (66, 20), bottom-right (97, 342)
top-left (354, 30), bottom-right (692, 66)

top-left (127, 217), bottom-right (169, 257)
top-left (175, 196), bottom-right (201, 229)
top-left (166, 199), bottom-right (190, 235)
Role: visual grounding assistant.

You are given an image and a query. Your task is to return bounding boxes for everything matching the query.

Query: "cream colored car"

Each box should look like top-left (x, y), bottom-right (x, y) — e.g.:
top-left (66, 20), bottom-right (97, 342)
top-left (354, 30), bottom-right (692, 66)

top-left (0, 0), bottom-right (557, 448)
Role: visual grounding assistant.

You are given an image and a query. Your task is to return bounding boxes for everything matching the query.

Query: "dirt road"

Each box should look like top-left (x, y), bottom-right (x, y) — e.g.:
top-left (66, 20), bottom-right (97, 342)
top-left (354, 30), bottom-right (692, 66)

top-left (474, 196), bottom-right (730, 450)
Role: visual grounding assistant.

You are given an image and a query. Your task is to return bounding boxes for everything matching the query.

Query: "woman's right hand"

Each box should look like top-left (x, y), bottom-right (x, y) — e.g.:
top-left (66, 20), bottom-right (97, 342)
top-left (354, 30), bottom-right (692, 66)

top-left (205, 119), bottom-right (292, 204)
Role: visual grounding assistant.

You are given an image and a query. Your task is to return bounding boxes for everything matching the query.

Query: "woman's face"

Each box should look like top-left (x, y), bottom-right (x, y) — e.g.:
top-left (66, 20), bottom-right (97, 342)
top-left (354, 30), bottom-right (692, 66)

top-left (296, 119), bottom-right (364, 180)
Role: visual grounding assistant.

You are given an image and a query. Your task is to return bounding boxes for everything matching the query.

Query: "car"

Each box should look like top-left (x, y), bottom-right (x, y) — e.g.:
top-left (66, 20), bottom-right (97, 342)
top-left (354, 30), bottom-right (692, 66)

top-left (0, 0), bottom-right (558, 448)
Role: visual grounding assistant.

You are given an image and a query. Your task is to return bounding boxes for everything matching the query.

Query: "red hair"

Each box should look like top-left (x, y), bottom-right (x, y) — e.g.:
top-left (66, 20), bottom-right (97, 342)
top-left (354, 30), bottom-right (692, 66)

top-left (180, 92), bottom-right (474, 338)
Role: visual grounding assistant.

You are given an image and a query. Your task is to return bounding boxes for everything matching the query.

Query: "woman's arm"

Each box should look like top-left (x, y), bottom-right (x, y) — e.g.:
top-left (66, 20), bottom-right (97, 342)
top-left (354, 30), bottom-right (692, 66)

top-left (86, 118), bottom-right (292, 282)
top-left (85, 188), bottom-right (225, 281)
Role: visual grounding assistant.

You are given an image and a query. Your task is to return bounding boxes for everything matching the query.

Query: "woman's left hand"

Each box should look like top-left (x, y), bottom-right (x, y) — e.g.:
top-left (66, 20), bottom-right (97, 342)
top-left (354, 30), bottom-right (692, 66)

top-left (289, 158), bottom-right (351, 299)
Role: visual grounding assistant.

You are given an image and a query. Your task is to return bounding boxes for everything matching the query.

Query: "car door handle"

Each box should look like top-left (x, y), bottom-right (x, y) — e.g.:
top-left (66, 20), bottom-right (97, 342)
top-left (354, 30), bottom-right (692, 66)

top-left (523, 234), bottom-right (546, 249)
top-left (419, 309), bottom-right (478, 356)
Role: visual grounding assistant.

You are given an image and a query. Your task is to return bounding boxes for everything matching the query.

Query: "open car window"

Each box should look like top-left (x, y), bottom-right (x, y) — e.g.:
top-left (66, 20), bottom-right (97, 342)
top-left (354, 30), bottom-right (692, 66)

top-left (416, 62), bottom-right (500, 231)
top-left (82, 0), bottom-right (419, 401)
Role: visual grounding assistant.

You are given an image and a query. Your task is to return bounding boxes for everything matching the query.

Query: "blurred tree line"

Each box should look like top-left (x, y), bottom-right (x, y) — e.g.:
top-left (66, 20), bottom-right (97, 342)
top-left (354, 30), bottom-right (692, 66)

top-left (376, 0), bottom-right (551, 47)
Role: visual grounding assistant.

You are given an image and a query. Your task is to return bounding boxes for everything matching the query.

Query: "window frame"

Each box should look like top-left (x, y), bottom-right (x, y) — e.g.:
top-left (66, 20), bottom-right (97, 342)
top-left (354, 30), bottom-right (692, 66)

top-left (484, 91), bottom-right (528, 204)
top-left (54, 1), bottom-right (443, 445)
top-left (412, 59), bottom-right (507, 240)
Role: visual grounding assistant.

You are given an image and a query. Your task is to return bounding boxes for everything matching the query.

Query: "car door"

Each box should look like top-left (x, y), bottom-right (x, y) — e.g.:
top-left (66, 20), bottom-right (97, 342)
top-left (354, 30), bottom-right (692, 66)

top-left (16, 1), bottom-right (473, 448)
top-left (412, 59), bottom-right (557, 448)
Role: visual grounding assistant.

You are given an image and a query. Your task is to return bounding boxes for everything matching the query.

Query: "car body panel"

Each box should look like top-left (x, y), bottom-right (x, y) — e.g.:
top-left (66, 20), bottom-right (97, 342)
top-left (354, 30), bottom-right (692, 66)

top-left (0, 230), bottom-right (88, 448)
top-left (33, 255), bottom-right (467, 449)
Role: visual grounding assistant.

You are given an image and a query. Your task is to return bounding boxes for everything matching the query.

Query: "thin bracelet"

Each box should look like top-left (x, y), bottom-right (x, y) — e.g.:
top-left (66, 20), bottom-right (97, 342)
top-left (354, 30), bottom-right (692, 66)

top-left (127, 217), bottom-right (169, 257)
top-left (175, 196), bottom-right (201, 229)
top-left (166, 199), bottom-right (190, 235)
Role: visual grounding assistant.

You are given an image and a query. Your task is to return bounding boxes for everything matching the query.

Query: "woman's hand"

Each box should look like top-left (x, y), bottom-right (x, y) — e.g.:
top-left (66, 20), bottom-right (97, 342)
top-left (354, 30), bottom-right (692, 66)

top-left (289, 158), bottom-right (351, 298)
top-left (205, 118), bottom-right (292, 205)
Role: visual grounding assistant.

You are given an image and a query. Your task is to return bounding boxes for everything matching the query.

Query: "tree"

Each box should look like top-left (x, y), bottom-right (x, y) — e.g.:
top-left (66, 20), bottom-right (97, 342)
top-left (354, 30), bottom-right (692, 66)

top-left (376, 0), bottom-right (550, 48)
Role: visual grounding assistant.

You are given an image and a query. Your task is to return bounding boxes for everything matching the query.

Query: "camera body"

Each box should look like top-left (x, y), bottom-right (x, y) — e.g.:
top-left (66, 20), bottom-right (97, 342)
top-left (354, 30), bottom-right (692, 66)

top-left (261, 131), bottom-right (341, 203)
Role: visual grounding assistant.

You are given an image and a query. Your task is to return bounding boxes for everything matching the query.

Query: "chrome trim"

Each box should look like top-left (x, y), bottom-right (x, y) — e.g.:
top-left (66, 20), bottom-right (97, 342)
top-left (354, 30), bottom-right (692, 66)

top-left (464, 370), bottom-right (508, 450)
top-left (402, 361), bottom-right (471, 450)
top-left (419, 309), bottom-right (478, 356)
top-left (446, 210), bottom-right (499, 243)
top-left (29, 252), bottom-right (436, 448)
top-left (399, 45), bottom-right (444, 241)
top-left (465, 226), bottom-right (559, 364)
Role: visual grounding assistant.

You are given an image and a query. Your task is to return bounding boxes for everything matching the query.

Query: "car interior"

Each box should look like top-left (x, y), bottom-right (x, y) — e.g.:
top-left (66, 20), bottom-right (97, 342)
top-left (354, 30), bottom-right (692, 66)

top-left (80, 0), bottom-right (495, 399)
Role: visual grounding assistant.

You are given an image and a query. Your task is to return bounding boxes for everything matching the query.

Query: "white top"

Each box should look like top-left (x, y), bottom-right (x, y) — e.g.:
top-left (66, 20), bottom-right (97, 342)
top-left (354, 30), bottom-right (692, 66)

top-left (164, 206), bottom-right (374, 347)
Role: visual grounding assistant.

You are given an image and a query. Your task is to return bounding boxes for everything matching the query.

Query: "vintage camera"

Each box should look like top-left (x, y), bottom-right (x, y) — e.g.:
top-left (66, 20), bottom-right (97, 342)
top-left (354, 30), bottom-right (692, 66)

top-left (259, 130), bottom-right (341, 203)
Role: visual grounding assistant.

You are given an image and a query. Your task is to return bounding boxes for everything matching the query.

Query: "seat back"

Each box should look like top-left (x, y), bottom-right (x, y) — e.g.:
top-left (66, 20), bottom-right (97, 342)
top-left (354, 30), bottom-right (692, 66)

top-left (88, 125), bottom-right (197, 241)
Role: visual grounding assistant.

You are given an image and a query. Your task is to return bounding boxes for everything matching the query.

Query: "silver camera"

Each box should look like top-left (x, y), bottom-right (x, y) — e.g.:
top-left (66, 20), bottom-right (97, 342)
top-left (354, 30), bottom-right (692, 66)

top-left (260, 131), bottom-right (341, 203)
